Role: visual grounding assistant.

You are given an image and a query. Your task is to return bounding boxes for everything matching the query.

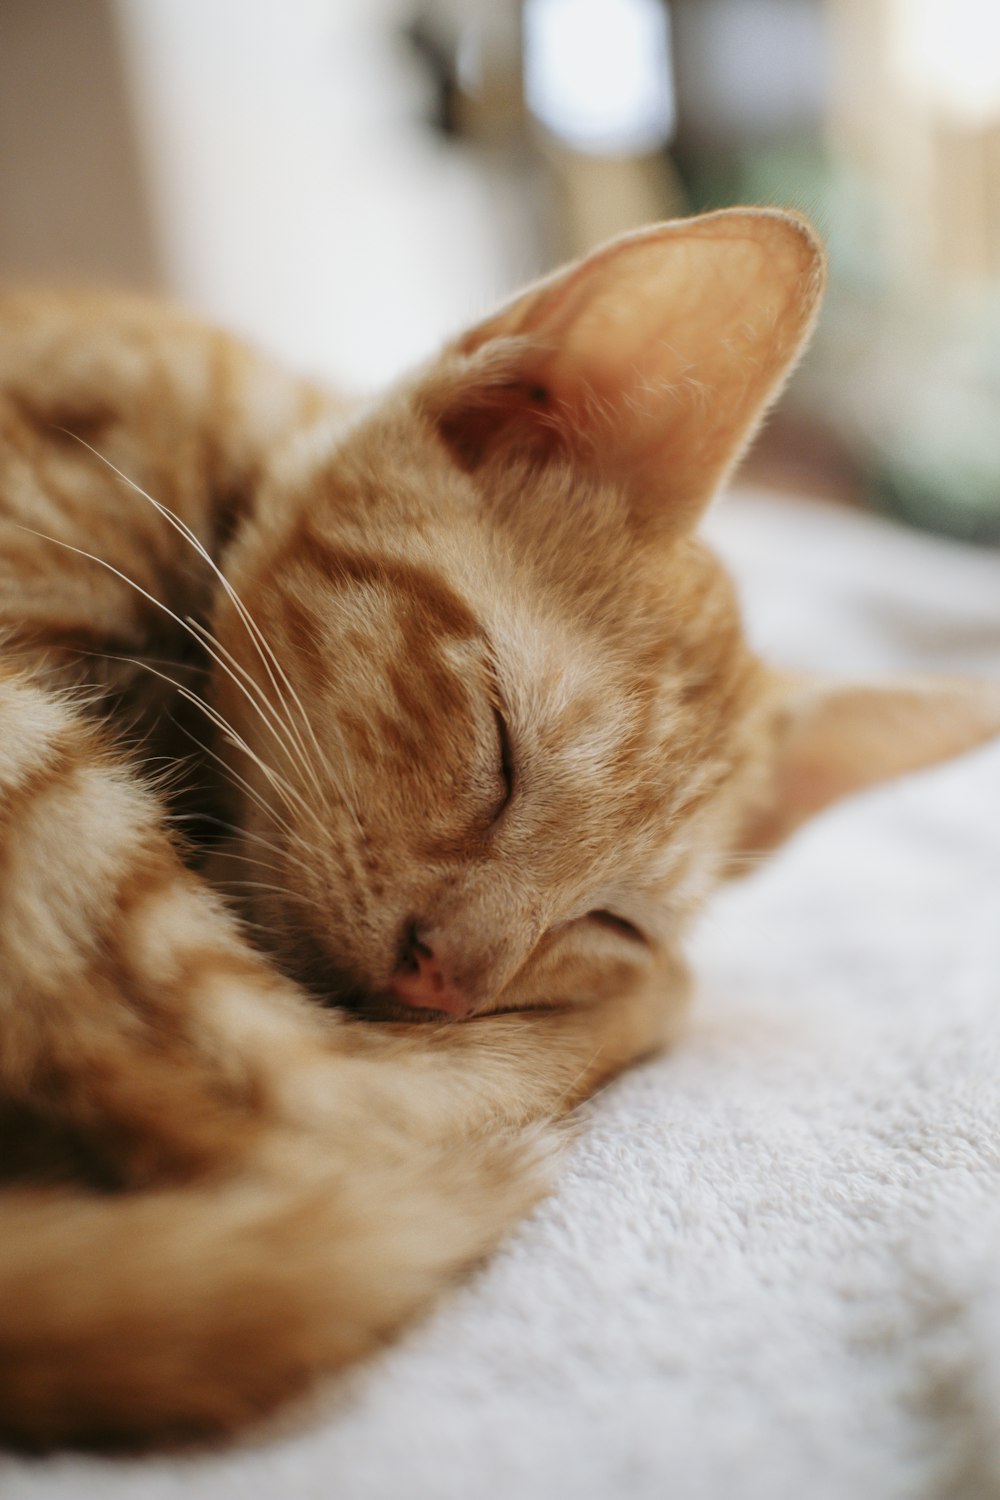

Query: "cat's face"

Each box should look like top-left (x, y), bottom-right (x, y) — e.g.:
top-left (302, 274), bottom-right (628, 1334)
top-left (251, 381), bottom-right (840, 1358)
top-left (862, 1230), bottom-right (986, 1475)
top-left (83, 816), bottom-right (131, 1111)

top-left (216, 405), bottom-right (766, 1020)
top-left (208, 210), bottom-right (813, 1021)
top-left (209, 210), bottom-right (1000, 1023)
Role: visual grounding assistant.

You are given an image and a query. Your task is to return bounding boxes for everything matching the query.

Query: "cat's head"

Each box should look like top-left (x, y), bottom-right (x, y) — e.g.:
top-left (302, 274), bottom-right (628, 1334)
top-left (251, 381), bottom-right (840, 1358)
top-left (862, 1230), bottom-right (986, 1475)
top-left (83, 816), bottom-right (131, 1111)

top-left (213, 209), bottom-right (1000, 1023)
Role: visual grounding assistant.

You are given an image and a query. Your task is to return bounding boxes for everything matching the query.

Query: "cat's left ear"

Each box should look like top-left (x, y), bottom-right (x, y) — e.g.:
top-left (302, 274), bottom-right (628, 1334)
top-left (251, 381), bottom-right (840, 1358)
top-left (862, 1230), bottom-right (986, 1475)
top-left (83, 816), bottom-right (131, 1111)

top-left (737, 675), bottom-right (1000, 857)
top-left (422, 207), bottom-right (825, 534)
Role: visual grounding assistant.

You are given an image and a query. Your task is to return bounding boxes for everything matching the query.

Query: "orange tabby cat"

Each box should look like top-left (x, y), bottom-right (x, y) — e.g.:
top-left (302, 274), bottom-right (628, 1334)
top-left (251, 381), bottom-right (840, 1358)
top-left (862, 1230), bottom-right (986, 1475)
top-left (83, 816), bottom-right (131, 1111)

top-left (0, 209), bottom-right (997, 1450)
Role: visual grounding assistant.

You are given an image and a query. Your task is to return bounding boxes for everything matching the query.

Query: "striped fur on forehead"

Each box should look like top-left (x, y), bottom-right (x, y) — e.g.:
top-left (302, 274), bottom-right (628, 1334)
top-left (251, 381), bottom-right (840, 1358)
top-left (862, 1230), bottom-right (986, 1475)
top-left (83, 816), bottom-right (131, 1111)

top-left (208, 384), bottom-right (768, 1006)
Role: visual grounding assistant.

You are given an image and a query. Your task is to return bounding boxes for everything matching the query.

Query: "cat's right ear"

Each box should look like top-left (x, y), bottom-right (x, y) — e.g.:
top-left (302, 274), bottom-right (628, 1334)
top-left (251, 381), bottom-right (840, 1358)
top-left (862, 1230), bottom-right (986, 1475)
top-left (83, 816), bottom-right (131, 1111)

top-left (419, 208), bottom-right (826, 537)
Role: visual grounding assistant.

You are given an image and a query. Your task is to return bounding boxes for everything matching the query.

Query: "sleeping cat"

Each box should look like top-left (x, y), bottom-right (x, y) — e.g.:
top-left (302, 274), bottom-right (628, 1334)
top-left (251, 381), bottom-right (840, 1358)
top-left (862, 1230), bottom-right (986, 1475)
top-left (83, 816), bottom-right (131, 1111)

top-left (1, 208), bottom-right (997, 1450)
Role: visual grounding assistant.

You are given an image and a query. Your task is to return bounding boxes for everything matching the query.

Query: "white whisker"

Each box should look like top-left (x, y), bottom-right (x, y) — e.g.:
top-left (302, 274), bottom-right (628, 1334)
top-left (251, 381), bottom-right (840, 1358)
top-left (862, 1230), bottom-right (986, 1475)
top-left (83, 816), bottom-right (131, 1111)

top-left (108, 652), bottom-right (313, 829)
top-left (14, 523), bottom-right (322, 816)
top-left (57, 433), bottom-right (336, 811)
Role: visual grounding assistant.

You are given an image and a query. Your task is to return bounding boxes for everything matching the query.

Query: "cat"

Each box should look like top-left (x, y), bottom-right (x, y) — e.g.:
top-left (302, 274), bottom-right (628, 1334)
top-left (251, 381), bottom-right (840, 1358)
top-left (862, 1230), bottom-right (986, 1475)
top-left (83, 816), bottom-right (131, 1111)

top-left (0, 208), bottom-right (997, 1450)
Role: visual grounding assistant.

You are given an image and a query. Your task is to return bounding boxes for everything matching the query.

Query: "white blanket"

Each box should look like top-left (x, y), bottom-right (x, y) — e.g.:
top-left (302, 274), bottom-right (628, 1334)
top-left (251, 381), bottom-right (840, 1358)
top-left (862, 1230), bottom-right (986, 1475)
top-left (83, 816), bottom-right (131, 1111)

top-left (5, 490), bottom-right (1000, 1500)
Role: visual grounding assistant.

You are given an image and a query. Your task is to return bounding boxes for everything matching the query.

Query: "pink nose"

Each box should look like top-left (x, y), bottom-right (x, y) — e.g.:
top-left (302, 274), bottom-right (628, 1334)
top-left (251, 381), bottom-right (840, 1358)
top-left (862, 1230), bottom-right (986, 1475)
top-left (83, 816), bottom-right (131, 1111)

top-left (390, 939), bottom-right (470, 1017)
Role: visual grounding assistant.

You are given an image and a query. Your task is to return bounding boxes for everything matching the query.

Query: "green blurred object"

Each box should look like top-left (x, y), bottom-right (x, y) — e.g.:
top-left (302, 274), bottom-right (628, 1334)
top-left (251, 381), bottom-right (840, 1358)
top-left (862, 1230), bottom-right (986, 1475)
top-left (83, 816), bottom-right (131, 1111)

top-left (681, 138), bottom-right (1000, 546)
top-left (867, 299), bottom-right (1000, 544)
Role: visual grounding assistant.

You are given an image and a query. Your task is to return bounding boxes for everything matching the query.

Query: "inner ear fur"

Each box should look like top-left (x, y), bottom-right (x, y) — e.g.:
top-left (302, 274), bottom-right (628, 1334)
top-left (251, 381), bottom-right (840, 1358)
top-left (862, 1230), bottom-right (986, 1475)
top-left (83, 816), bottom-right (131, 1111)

top-left (738, 674), bottom-right (1000, 857)
top-left (422, 208), bottom-right (826, 534)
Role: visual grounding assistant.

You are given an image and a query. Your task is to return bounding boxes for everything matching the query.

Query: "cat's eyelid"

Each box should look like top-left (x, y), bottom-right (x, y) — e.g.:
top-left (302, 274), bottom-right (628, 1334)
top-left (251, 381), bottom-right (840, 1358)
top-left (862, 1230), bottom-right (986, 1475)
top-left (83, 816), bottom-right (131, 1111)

top-left (588, 908), bottom-right (648, 946)
top-left (483, 653), bottom-right (515, 821)
top-left (492, 704), bottom-right (515, 818)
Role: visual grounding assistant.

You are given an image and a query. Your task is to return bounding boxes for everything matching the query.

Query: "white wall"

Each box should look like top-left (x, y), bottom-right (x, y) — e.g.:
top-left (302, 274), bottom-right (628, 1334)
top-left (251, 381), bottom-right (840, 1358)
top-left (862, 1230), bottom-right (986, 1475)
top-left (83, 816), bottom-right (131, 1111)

top-left (113, 0), bottom-right (538, 389)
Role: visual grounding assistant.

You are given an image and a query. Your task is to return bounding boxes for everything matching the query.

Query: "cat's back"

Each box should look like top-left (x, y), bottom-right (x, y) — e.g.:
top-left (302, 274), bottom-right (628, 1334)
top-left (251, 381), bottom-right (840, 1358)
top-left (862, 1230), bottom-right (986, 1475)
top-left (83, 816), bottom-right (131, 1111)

top-left (0, 286), bottom-right (325, 523)
top-left (0, 289), bottom-right (333, 687)
top-left (0, 285), bottom-right (338, 738)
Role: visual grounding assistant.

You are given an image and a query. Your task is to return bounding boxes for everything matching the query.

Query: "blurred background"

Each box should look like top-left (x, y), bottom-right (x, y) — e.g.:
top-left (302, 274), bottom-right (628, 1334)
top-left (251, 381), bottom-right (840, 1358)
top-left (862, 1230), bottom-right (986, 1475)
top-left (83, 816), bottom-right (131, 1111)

top-left (2, 0), bottom-right (999, 540)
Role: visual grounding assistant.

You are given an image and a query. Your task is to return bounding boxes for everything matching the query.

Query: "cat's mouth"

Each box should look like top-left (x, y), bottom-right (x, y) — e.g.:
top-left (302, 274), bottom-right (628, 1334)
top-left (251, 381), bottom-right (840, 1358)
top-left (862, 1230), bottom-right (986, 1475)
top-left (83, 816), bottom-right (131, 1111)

top-left (339, 992), bottom-right (460, 1024)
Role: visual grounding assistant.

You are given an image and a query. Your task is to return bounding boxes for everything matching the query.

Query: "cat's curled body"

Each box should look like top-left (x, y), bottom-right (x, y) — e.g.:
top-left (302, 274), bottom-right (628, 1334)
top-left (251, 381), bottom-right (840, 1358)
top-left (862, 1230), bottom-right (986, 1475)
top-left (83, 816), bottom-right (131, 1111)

top-left (1, 210), bottom-right (998, 1449)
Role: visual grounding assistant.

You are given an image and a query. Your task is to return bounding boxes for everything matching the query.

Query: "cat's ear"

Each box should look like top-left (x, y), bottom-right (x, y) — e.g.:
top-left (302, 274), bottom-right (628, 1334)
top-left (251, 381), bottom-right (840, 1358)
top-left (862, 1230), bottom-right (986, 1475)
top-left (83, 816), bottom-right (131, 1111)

top-left (738, 675), bottom-right (1000, 856)
top-left (422, 208), bottom-right (825, 534)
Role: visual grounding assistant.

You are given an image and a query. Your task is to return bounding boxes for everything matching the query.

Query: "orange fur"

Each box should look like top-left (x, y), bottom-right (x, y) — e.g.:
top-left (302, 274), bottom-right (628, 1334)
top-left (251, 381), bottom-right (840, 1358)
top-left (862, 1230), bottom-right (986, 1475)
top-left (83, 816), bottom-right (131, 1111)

top-left (0, 210), bottom-right (997, 1449)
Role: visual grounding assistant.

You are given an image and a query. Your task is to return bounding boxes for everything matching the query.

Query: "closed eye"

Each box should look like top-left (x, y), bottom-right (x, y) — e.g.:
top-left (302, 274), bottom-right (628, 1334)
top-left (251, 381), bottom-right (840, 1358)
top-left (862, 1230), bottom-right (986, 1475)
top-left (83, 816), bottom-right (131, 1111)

top-left (492, 707), bottom-right (515, 821)
top-left (588, 909), bottom-right (647, 945)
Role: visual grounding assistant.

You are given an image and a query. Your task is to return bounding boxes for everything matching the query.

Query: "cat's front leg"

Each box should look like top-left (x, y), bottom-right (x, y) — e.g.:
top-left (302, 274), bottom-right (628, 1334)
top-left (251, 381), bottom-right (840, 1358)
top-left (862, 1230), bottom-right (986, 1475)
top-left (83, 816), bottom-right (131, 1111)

top-left (0, 664), bottom-right (560, 1448)
top-left (282, 948), bottom-right (691, 1144)
top-left (0, 660), bottom-right (331, 1187)
top-left (446, 946), bottom-right (692, 1117)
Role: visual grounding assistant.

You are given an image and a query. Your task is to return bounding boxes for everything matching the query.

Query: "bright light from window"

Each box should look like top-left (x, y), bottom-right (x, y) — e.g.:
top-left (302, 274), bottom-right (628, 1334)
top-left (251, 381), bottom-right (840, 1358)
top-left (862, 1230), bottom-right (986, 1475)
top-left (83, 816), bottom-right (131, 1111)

top-left (892, 0), bottom-right (1000, 127)
top-left (524, 0), bottom-right (675, 155)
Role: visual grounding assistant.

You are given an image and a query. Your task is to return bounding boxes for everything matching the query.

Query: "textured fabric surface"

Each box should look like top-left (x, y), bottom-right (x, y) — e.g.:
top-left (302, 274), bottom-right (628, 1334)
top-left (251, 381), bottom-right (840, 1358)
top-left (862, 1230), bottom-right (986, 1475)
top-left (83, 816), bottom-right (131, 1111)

top-left (5, 491), bottom-right (1000, 1500)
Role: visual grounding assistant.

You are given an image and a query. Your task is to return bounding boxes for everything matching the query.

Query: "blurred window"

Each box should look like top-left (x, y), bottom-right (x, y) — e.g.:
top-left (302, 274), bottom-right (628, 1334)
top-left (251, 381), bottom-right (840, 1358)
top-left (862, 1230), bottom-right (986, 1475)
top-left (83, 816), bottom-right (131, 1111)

top-left (524, 0), bottom-right (675, 154)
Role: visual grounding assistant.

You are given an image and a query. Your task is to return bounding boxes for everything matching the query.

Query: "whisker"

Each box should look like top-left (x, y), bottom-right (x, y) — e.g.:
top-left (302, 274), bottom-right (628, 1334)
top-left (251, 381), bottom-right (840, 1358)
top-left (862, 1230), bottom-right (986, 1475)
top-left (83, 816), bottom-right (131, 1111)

top-left (56, 433), bottom-right (335, 809)
top-left (207, 829), bottom-right (325, 889)
top-left (107, 652), bottom-right (313, 826)
top-left (167, 715), bottom-right (300, 842)
top-left (221, 878), bottom-right (325, 909)
top-left (221, 881), bottom-right (331, 942)
top-left (169, 812), bottom-right (313, 870)
top-left (176, 695), bottom-right (369, 895)
top-left (18, 505), bottom-right (374, 916)
top-left (185, 616), bottom-right (333, 815)
top-left (168, 724), bottom-right (333, 888)
top-left (204, 848), bottom-right (292, 878)
top-left (15, 520), bottom-right (320, 816)
top-left (194, 603), bottom-right (366, 842)
top-left (180, 625), bottom-right (365, 845)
